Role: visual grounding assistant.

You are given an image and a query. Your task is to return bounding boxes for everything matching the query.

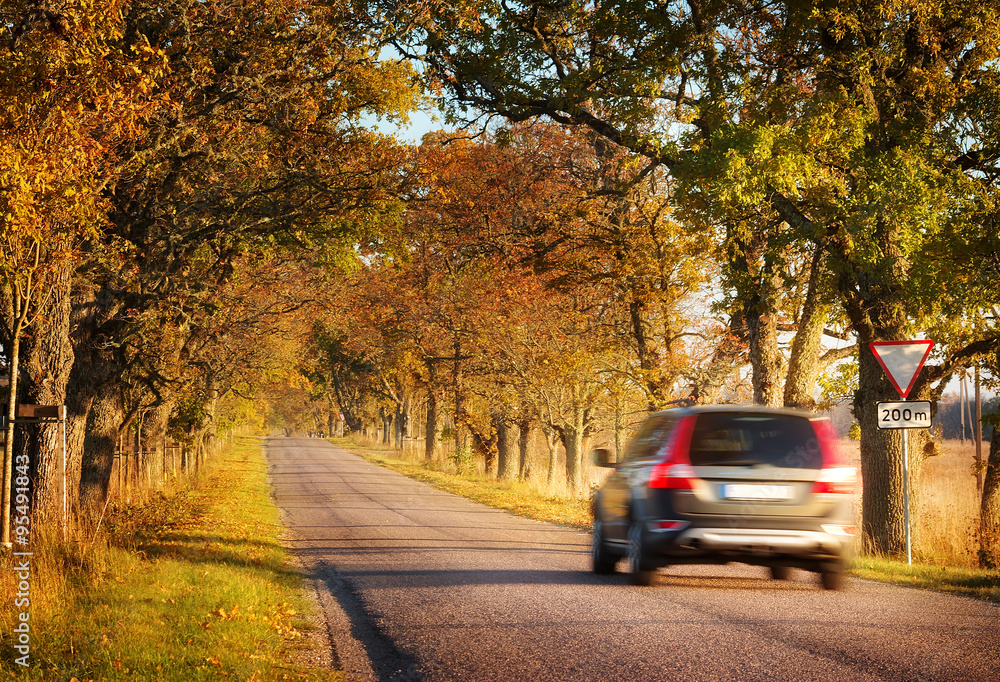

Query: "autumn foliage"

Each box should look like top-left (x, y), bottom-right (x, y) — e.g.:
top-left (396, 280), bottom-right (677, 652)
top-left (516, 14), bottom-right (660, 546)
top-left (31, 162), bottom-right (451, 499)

top-left (2, 1), bottom-right (1000, 566)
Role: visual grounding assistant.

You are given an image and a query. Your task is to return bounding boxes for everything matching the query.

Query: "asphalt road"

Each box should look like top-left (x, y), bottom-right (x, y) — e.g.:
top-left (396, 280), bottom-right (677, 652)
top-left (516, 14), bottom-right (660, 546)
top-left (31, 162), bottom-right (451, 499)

top-left (266, 437), bottom-right (1000, 681)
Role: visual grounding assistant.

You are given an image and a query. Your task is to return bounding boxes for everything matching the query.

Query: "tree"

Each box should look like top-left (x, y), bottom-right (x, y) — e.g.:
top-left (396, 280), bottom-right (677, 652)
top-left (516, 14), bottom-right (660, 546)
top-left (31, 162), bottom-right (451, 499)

top-left (1, 0), bottom-right (166, 538)
top-left (388, 0), bottom-right (1000, 556)
top-left (1, 0), bottom-right (422, 529)
top-left (62, 0), bottom-right (417, 516)
top-left (981, 342), bottom-right (1000, 567)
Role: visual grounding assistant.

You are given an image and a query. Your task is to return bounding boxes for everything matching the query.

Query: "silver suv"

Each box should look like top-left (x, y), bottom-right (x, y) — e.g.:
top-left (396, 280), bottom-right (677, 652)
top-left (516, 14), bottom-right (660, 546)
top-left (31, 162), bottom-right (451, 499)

top-left (591, 406), bottom-right (856, 589)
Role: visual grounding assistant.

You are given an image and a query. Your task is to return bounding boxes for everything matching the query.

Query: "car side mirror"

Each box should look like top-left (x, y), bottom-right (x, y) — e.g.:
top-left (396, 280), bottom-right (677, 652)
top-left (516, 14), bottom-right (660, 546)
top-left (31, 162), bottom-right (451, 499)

top-left (591, 447), bottom-right (615, 468)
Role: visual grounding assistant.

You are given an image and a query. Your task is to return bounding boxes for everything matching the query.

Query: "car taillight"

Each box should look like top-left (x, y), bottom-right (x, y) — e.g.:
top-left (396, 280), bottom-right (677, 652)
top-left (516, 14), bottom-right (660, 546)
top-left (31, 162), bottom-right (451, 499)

top-left (811, 418), bottom-right (857, 495)
top-left (649, 416), bottom-right (698, 490)
top-left (812, 467), bottom-right (857, 495)
top-left (649, 463), bottom-right (696, 489)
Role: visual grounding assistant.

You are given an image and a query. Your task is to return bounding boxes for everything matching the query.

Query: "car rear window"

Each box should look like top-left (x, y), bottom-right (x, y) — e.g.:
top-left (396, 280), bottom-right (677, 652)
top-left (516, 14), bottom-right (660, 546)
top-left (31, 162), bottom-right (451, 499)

top-left (688, 412), bottom-right (822, 469)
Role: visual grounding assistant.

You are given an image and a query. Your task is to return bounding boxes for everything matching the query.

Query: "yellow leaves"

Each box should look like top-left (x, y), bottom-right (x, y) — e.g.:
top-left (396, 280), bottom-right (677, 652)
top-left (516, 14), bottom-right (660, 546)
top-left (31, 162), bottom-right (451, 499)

top-left (258, 602), bottom-right (301, 638)
top-left (213, 604), bottom-right (240, 621)
top-left (0, 2), bottom-right (169, 278)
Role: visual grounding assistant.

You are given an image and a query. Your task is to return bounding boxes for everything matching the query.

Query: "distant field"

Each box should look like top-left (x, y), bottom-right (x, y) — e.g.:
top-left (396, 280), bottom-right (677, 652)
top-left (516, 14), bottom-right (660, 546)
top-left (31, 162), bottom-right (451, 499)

top-left (831, 438), bottom-right (982, 566)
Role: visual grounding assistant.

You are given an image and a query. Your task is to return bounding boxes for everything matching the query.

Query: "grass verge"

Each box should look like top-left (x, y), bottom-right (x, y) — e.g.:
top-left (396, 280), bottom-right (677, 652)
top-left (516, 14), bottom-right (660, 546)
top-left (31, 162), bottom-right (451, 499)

top-left (335, 438), bottom-right (1000, 603)
top-left (345, 445), bottom-right (591, 531)
top-left (850, 557), bottom-right (1000, 602)
top-left (1, 436), bottom-right (338, 681)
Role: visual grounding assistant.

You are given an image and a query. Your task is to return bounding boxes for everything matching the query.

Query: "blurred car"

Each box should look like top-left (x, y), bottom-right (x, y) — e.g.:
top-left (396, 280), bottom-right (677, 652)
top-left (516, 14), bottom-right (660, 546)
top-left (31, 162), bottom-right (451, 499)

top-left (590, 405), bottom-right (856, 589)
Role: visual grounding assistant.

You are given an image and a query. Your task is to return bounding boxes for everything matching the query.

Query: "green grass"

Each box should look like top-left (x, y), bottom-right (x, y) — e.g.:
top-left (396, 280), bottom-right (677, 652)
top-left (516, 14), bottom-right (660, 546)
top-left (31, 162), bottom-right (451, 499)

top-left (850, 556), bottom-right (1000, 602)
top-left (335, 438), bottom-right (1000, 603)
top-left (1, 436), bottom-right (339, 681)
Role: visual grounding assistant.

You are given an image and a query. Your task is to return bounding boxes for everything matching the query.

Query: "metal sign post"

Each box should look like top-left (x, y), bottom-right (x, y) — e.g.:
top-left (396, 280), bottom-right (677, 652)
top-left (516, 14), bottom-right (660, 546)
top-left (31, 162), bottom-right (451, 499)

top-left (903, 427), bottom-right (911, 565)
top-left (871, 342), bottom-right (934, 565)
top-left (876, 401), bottom-right (930, 565)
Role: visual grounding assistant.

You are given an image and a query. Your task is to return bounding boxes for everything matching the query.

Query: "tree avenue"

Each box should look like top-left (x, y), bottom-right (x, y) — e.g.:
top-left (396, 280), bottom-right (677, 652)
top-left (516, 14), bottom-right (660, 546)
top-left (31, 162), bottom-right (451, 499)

top-left (2, 0), bottom-right (417, 540)
top-left (2, 0), bottom-right (999, 568)
top-left (370, 0), bottom-right (1000, 558)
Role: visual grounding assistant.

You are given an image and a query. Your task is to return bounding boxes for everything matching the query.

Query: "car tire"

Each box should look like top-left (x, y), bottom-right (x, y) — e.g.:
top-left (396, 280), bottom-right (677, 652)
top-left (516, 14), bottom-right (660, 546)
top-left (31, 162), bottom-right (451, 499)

top-left (819, 561), bottom-right (844, 590)
top-left (628, 521), bottom-right (655, 586)
top-left (592, 518), bottom-right (618, 574)
top-left (770, 565), bottom-right (792, 581)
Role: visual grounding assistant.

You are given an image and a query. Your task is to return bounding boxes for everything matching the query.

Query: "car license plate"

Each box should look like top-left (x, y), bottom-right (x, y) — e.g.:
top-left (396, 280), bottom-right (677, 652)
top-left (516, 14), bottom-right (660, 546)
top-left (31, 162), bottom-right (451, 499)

top-left (722, 484), bottom-right (793, 501)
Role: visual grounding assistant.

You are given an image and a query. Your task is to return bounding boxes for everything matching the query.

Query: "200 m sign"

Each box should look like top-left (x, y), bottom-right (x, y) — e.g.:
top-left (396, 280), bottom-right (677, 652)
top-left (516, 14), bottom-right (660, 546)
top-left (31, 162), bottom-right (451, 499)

top-left (877, 401), bottom-right (932, 429)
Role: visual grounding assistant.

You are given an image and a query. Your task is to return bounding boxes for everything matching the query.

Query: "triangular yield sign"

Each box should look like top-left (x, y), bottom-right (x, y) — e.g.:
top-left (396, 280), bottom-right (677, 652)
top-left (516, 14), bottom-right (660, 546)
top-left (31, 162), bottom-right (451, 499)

top-left (870, 340), bottom-right (934, 399)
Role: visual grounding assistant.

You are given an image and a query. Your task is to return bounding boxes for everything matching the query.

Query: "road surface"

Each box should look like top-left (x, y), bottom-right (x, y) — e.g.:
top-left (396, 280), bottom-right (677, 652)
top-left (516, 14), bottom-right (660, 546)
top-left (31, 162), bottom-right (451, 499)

top-left (267, 437), bottom-right (1000, 681)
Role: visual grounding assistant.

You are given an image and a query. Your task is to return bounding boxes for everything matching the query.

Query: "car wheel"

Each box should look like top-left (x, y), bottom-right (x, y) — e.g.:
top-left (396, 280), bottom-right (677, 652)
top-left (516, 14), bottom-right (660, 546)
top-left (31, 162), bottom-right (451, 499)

top-left (591, 518), bottom-right (618, 574)
top-left (819, 561), bottom-right (844, 590)
top-left (770, 565), bottom-right (791, 581)
top-left (627, 521), bottom-right (655, 586)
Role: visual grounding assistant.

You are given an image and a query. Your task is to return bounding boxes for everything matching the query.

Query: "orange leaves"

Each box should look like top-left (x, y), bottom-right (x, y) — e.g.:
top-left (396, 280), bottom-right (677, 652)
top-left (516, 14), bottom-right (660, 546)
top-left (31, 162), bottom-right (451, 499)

top-left (213, 604), bottom-right (240, 621)
top-left (0, 1), bottom-right (169, 267)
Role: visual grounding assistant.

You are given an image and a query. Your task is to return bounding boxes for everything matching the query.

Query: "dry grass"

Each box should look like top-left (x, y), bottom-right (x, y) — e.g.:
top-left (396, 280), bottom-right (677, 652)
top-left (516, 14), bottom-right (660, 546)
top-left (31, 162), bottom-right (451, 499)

top-left (915, 439), bottom-right (983, 566)
top-left (838, 438), bottom-right (983, 567)
top-left (0, 437), bottom-right (336, 680)
top-left (350, 432), bottom-right (614, 500)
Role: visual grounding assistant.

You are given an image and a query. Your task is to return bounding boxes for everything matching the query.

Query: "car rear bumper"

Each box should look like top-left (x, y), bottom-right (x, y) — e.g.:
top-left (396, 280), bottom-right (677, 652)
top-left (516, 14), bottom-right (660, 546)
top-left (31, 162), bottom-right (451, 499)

top-left (677, 527), bottom-right (847, 554)
top-left (645, 524), bottom-right (853, 563)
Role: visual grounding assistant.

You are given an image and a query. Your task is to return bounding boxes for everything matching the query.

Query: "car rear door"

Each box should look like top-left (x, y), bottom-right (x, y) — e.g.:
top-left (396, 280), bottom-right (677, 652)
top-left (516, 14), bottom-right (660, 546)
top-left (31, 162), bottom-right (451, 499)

top-left (674, 411), bottom-right (830, 520)
top-left (600, 413), bottom-right (676, 542)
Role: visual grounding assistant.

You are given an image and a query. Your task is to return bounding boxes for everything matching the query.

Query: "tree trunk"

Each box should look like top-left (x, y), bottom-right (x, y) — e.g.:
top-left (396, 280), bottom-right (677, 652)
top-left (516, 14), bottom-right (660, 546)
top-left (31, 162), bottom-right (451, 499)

top-left (79, 390), bottom-right (123, 517)
top-left (518, 416), bottom-right (532, 480)
top-left (613, 395), bottom-right (627, 463)
top-left (856, 342), bottom-right (913, 556)
top-left (394, 402), bottom-right (407, 450)
top-left (543, 426), bottom-right (559, 486)
top-left (380, 407), bottom-right (392, 444)
top-left (561, 423), bottom-right (585, 495)
top-left (979, 348), bottom-right (1000, 568)
top-left (561, 404), bottom-right (589, 494)
top-left (980, 423), bottom-right (1000, 568)
top-left (729, 225), bottom-right (783, 407)
top-left (64, 389), bottom-right (92, 524)
top-left (23, 266), bottom-right (74, 525)
top-left (425, 388), bottom-right (440, 461)
top-left (494, 411), bottom-right (518, 481)
top-left (453, 337), bottom-right (466, 456)
top-left (331, 375), bottom-right (363, 433)
top-left (470, 424), bottom-right (497, 476)
top-left (146, 403), bottom-right (171, 491)
top-left (835, 225), bottom-right (916, 558)
top-left (746, 300), bottom-right (783, 406)
top-left (66, 282), bottom-right (124, 523)
top-left (629, 296), bottom-right (667, 409)
top-left (784, 246), bottom-right (831, 410)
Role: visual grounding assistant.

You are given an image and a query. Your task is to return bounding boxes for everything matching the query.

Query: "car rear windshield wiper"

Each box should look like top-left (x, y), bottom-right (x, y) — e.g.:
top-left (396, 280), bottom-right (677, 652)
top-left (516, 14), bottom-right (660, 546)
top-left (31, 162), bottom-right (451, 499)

top-left (714, 459), bottom-right (765, 467)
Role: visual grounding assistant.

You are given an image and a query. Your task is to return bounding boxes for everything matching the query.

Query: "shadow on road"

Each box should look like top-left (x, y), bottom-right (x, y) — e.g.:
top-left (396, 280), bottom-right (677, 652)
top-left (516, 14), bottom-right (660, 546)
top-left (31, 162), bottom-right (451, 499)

top-left (314, 562), bottom-right (424, 682)
top-left (316, 563), bottom-right (822, 592)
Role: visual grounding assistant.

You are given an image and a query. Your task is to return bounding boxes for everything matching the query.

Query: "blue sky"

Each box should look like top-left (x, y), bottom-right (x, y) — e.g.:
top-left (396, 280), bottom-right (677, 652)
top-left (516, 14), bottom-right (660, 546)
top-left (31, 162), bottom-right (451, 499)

top-left (366, 107), bottom-right (449, 144)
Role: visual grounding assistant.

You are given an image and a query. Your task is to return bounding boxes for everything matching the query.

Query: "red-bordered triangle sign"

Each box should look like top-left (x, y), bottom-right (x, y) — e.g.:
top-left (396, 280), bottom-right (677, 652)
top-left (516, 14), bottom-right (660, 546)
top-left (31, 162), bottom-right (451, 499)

top-left (870, 340), bottom-right (934, 399)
